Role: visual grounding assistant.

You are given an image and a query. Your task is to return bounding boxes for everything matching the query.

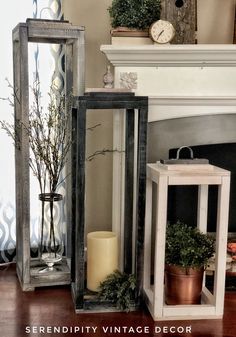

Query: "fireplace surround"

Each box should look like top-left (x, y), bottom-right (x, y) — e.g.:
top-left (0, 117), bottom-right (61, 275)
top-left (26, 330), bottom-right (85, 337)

top-left (101, 44), bottom-right (236, 264)
top-left (148, 114), bottom-right (236, 232)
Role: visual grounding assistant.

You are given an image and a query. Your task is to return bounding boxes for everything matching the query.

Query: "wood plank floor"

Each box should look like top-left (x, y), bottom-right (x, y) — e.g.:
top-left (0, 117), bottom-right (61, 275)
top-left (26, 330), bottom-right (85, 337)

top-left (1, 264), bottom-right (236, 337)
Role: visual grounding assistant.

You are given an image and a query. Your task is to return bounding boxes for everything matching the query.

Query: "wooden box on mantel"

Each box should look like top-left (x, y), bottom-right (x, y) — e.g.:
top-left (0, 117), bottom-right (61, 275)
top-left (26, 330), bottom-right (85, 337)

top-left (111, 27), bottom-right (153, 45)
top-left (143, 162), bottom-right (230, 320)
top-left (13, 19), bottom-right (85, 290)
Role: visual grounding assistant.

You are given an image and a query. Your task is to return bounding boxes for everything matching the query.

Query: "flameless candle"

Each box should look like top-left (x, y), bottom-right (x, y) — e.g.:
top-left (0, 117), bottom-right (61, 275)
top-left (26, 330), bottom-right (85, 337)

top-left (87, 231), bottom-right (118, 292)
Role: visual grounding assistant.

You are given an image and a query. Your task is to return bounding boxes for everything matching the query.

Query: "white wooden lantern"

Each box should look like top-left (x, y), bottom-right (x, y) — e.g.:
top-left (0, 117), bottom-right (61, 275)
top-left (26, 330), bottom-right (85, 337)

top-left (143, 162), bottom-right (230, 320)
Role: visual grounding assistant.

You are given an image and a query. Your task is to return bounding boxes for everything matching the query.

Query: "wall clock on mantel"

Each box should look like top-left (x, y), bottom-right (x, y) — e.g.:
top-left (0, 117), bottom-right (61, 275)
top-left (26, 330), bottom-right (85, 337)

top-left (161, 0), bottom-right (196, 44)
top-left (149, 19), bottom-right (175, 44)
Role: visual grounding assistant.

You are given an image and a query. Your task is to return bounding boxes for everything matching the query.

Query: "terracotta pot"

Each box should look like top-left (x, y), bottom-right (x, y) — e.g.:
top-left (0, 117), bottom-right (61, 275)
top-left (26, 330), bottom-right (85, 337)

top-left (165, 265), bottom-right (204, 305)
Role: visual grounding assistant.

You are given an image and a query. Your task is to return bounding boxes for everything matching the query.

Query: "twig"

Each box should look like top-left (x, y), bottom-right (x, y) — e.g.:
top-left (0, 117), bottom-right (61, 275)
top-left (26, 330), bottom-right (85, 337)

top-left (87, 123), bottom-right (101, 132)
top-left (0, 78), bottom-right (20, 106)
top-left (0, 79), bottom-right (72, 195)
top-left (86, 148), bottom-right (124, 162)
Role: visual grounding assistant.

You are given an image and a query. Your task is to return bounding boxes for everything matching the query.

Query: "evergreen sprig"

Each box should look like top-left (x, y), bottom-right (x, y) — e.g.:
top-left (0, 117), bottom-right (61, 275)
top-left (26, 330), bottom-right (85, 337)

top-left (98, 270), bottom-right (136, 312)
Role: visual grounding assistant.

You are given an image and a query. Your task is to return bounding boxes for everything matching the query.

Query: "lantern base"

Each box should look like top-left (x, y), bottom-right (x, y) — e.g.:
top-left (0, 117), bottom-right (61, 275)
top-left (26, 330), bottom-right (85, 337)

top-left (71, 282), bottom-right (139, 313)
top-left (17, 257), bottom-right (70, 291)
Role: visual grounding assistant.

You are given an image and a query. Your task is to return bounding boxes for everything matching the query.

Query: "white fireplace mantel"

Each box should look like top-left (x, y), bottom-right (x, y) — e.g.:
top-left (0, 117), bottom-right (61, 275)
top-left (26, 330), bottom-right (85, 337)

top-left (101, 44), bottom-right (236, 67)
top-left (101, 44), bottom-right (236, 268)
top-left (101, 44), bottom-right (236, 122)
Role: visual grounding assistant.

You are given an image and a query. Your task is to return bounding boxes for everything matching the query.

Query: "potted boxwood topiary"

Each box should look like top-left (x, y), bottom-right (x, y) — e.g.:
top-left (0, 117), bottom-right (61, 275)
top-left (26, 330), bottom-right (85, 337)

top-left (165, 221), bottom-right (215, 305)
top-left (108, 0), bottom-right (162, 43)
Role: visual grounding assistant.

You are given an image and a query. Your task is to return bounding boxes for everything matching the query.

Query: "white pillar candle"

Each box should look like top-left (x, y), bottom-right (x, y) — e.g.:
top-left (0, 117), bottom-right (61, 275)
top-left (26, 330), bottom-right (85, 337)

top-left (87, 231), bottom-right (118, 292)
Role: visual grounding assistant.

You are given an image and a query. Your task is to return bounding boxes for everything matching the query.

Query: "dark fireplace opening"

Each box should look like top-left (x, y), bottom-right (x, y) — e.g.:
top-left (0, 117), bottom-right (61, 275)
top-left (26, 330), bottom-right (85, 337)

top-left (167, 143), bottom-right (236, 232)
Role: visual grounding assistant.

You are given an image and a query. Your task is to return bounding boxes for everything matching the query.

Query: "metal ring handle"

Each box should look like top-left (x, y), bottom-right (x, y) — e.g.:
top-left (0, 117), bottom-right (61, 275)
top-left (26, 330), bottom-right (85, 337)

top-left (176, 146), bottom-right (194, 160)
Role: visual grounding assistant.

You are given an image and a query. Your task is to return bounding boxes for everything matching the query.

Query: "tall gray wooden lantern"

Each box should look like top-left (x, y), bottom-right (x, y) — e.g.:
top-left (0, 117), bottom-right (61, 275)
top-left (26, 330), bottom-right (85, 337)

top-left (13, 19), bottom-right (85, 290)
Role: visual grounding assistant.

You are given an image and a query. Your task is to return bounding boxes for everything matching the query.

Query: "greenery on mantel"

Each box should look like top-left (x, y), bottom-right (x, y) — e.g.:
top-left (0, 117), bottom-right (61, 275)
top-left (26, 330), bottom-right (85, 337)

top-left (165, 221), bottom-right (215, 269)
top-left (108, 0), bottom-right (162, 30)
top-left (98, 270), bottom-right (136, 312)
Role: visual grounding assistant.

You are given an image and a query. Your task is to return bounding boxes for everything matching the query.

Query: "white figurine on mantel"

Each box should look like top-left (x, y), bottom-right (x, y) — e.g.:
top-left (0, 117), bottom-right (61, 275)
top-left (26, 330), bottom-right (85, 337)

top-left (103, 65), bottom-right (114, 88)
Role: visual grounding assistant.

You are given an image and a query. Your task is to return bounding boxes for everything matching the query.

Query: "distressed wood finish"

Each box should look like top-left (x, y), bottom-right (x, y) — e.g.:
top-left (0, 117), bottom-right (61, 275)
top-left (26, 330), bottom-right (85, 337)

top-left (124, 109), bottom-right (135, 274)
top-left (144, 163), bottom-right (230, 320)
top-left (161, 0), bottom-right (196, 44)
top-left (13, 19), bottom-right (85, 290)
top-left (65, 42), bottom-right (73, 263)
top-left (13, 24), bottom-right (31, 289)
top-left (73, 98), bottom-right (87, 310)
top-left (65, 29), bottom-right (85, 262)
top-left (135, 107), bottom-right (148, 294)
top-left (71, 92), bottom-right (148, 312)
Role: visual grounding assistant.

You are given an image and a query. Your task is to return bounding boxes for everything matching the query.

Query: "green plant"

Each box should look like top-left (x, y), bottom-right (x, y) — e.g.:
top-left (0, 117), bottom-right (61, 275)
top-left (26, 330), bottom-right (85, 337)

top-left (98, 270), bottom-right (136, 312)
top-left (165, 221), bottom-right (215, 269)
top-left (108, 0), bottom-right (162, 30)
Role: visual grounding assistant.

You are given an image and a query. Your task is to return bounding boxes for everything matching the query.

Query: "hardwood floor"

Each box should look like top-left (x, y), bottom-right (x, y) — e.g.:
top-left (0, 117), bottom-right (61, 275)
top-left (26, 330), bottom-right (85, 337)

top-left (1, 264), bottom-right (236, 337)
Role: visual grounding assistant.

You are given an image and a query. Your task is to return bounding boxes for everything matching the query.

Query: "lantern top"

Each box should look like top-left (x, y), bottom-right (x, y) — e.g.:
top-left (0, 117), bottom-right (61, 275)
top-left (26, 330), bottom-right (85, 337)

top-left (13, 19), bottom-right (84, 43)
top-left (148, 162), bottom-right (230, 175)
top-left (147, 162), bottom-right (230, 186)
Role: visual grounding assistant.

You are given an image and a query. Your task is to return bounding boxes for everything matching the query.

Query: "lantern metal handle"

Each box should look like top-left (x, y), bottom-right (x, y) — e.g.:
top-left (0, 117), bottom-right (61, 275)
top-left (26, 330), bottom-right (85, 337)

top-left (176, 146), bottom-right (194, 160)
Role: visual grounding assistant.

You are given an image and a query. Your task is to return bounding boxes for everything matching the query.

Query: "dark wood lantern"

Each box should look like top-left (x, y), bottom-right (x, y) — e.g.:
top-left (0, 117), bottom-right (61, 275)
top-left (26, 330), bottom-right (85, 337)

top-left (71, 91), bottom-right (148, 312)
top-left (13, 19), bottom-right (85, 290)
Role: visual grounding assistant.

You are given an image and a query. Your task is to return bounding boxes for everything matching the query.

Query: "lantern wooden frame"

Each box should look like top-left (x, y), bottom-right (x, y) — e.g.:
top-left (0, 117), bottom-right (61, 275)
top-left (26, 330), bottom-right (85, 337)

top-left (71, 91), bottom-right (148, 312)
top-left (13, 19), bottom-right (85, 290)
top-left (143, 163), bottom-right (230, 320)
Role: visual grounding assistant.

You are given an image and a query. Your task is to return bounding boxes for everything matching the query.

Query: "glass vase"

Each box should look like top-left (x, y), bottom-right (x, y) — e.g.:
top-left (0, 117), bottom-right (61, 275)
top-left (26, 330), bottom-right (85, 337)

top-left (38, 193), bottom-right (64, 271)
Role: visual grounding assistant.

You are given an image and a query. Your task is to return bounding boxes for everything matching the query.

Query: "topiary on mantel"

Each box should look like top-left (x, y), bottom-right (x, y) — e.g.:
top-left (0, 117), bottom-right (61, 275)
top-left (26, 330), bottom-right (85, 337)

top-left (108, 0), bottom-right (162, 30)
